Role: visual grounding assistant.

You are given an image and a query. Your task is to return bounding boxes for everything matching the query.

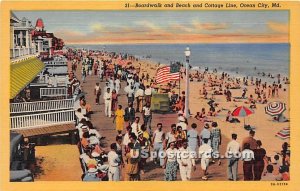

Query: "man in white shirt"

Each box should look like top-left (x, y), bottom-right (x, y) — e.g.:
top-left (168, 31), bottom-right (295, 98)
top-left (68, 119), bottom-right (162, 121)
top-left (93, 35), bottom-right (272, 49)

top-left (142, 102), bottom-right (152, 133)
top-left (107, 143), bottom-right (121, 181)
top-left (131, 117), bottom-right (141, 137)
top-left (226, 133), bottom-right (240, 181)
top-left (164, 124), bottom-right (177, 149)
top-left (152, 123), bottom-right (165, 167)
top-left (198, 138), bottom-right (212, 180)
top-left (177, 141), bottom-right (196, 181)
top-left (127, 75), bottom-right (134, 86)
top-left (144, 85), bottom-right (152, 104)
top-left (103, 87), bottom-right (112, 117)
top-left (124, 83), bottom-right (134, 104)
top-left (114, 77), bottom-right (121, 94)
top-left (135, 86), bottom-right (144, 112)
top-left (177, 116), bottom-right (187, 131)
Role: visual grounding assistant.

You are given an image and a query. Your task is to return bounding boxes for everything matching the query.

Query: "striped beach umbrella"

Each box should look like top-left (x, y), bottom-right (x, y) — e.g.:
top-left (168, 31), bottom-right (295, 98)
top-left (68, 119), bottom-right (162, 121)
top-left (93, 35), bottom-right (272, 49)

top-left (265, 101), bottom-right (286, 116)
top-left (232, 106), bottom-right (254, 117)
top-left (232, 106), bottom-right (254, 128)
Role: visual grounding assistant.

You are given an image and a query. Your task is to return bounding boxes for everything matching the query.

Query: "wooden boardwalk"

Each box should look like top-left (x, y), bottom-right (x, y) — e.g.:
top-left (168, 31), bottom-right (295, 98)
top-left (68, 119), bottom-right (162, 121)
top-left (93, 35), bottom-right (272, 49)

top-left (71, 60), bottom-right (244, 181)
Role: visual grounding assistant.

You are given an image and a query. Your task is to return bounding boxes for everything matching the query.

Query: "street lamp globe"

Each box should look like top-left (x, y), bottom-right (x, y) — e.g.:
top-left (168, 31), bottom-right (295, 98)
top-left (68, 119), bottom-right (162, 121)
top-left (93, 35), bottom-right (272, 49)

top-left (185, 46), bottom-right (191, 57)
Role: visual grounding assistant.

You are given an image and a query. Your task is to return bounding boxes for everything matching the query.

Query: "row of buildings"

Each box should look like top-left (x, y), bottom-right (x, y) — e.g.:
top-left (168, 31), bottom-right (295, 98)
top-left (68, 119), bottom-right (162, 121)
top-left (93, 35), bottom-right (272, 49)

top-left (10, 12), bottom-right (64, 59)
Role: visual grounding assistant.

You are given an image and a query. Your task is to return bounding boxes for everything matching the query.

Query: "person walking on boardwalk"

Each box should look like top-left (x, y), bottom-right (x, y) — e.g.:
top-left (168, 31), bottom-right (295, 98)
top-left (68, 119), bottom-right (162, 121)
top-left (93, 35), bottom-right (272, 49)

top-left (226, 133), bottom-right (240, 181)
top-left (241, 143), bottom-right (255, 181)
top-left (253, 140), bottom-right (266, 180)
top-left (124, 102), bottom-right (135, 126)
top-left (187, 123), bottom-right (199, 153)
top-left (242, 130), bottom-right (257, 150)
top-left (108, 143), bottom-right (121, 181)
top-left (111, 89), bottom-right (118, 114)
top-left (177, 140), bottom-right (196, 181)
top-left (113, 105), bottom-right (125, 135)
top-left (94, 82), bottom-right (101, 105)
top-left (152, 123), bottom-right (165, 167)
top-left (103, 87), bottom-right (112, 117)
top-left (211, 122), bottom-right (222, 165)
top-left (131, 117), bottom-right (142, 137)
top-left (142, 102), bottom-right (152, 134)
top-left (135, 85), bottom-right (144, 112)
top-left (200, 123), bottom-right (211, 146)
top-left (163, 141), bottom-right (178, 181)
top-left (199, 138), bottom-right (212, 180)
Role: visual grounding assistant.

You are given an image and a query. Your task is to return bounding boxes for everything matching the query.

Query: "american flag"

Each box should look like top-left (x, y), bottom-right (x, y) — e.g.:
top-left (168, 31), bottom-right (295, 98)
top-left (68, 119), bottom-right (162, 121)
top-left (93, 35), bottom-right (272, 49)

top-left (156, 64), bottom-right (180, 84)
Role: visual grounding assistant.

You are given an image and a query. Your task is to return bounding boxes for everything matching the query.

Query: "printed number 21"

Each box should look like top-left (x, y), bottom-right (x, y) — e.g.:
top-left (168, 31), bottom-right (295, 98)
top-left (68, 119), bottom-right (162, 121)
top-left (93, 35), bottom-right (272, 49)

top-left (125, 3), bottom-right (129, 8)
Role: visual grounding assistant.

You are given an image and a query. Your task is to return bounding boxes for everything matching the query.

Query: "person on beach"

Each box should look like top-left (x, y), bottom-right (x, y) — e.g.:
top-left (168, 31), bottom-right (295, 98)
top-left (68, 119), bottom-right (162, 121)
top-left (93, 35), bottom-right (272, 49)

top-left (177, 140), bottom-right (196, 181)
top-left (199, 138), bottom-right (212, 180)
top-left (187, 123), bottom-right (200, 153)
top-left (113, 105), bottom-right (125, 135)
top-left (241, 143), bottom-right (255, 181)
top-left (163, 141), bottom-right (178, 181)
top-left (260, 165), bottom-right (277, 181)
top-left (124, 102), bottom-right (135, 126)
top-left (226, 133), bottom-right (240, 181)
top-left (253, 140), bottom-right (266, 180)
top-left (152, 123), bottom-right (165, 167)
top-left (211, 122), bottom-right (222, 165)
top-left (226, 111), bottom-right (240, 123)
top-left (94, 82), bottom-right (101, 105)
top-left (103, 87), bottom-right (112, 118)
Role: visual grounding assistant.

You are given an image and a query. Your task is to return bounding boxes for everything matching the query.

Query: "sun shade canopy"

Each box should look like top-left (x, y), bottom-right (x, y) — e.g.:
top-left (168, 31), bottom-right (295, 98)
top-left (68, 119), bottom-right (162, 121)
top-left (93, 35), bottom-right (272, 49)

top-left (10, 57), bottom-right (45, 99)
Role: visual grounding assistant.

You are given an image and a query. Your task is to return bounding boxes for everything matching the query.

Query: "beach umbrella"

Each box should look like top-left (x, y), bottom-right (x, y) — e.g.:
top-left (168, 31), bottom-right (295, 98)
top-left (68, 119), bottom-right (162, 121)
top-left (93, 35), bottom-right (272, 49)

top-left (265, 101), bottom-right (286, 116)
top-left (232, 106), bottom-right (254, 127)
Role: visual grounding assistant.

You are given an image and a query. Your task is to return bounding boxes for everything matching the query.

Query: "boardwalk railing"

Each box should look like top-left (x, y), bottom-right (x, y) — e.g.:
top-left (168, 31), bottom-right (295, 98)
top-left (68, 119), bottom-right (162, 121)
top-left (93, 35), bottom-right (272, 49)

top-left (40, 87), bottom-right (68, 99)
top-left (44, 60), bottom-right (67, 65)
top-left (10, 109), bottom-right (75, 129)
top-left (10, 99), bottom-right (74, 114)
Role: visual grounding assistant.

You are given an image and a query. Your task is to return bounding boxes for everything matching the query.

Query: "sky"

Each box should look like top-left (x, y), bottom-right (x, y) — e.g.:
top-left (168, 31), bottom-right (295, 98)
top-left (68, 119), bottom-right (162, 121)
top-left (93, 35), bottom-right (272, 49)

top-left (14, 11), bottom-right (289, 44)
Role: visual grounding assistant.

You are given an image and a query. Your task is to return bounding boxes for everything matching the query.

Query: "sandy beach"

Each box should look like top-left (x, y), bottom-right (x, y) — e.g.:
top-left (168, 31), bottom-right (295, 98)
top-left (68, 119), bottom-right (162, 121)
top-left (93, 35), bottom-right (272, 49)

top-left (34, 49), bottom-right (289, 181)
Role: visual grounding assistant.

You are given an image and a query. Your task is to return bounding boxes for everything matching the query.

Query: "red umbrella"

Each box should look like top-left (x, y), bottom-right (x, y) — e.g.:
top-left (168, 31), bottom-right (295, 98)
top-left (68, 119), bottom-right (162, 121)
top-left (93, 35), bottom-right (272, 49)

top-left (232, 106), bottom-right (254, 127)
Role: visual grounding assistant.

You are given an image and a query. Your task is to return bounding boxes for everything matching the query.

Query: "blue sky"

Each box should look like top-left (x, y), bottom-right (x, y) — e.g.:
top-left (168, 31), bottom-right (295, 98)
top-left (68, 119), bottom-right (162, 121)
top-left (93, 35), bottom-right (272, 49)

top-left (14, 11), bottom-right (289, 44)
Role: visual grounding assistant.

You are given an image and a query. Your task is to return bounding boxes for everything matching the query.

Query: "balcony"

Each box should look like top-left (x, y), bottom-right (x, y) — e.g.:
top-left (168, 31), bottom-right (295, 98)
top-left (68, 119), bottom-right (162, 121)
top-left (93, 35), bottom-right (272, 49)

top-left (10, 47), bottom-right (36, 59)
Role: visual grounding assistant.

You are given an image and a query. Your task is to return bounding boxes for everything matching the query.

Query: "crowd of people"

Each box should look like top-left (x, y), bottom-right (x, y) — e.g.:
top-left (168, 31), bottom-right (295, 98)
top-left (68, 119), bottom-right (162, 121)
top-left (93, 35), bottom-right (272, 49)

top-left (66, 48), bottom-right (290, 181)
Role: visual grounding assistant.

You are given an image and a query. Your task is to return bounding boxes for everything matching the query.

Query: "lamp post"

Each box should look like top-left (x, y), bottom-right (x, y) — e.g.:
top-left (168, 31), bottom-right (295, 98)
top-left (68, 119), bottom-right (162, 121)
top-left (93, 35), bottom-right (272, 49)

top-left (184, 46), bottom-right (191, 118)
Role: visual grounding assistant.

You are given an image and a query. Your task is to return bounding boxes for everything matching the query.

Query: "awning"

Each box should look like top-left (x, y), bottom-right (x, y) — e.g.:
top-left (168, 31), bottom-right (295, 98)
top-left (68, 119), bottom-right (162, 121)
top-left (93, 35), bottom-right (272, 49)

top-left (10, 57), bottom-right (45, 99)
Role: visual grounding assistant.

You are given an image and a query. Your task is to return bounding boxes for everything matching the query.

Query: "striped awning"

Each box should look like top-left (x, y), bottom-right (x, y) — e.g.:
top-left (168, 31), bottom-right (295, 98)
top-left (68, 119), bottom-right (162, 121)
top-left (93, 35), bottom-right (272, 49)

top-left (10, 57), bottom-right (45, 99)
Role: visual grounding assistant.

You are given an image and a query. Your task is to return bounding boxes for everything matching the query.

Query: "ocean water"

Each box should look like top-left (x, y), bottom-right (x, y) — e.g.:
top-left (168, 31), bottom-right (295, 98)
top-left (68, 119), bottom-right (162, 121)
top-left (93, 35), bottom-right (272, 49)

top-left (70, 43), bottom-right (290, 79)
